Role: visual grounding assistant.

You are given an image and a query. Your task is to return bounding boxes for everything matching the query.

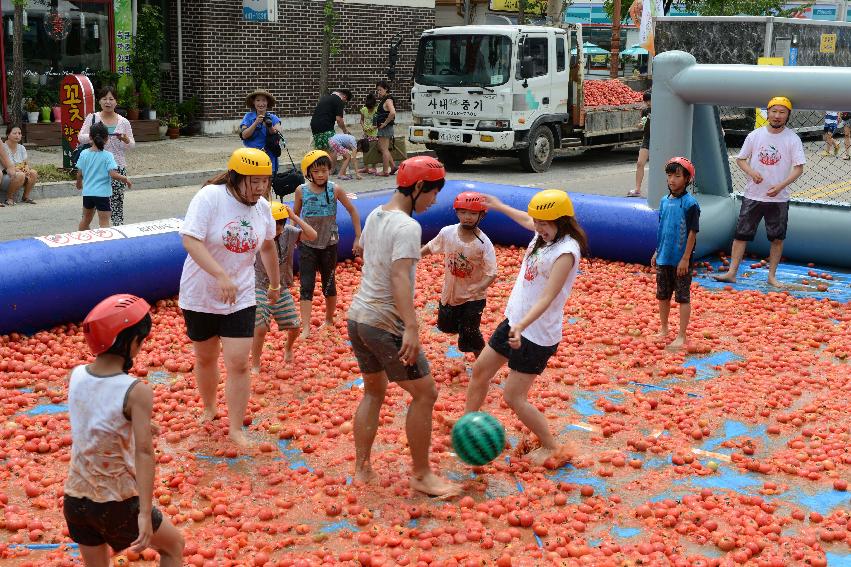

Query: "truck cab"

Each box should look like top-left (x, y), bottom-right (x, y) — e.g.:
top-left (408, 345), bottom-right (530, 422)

top-left (409, 25), bottom-right (584, 172)
top-left (410, 24), bottom-right (645, 173)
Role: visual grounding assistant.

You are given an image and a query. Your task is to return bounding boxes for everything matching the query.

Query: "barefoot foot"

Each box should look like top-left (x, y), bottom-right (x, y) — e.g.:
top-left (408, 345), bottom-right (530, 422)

top-left (198, 407), bottom-right (217, 424)
top-left (299, 328), bottom-right (310, 340)
top-left (284, 349), bottom-right (294, 362)
top-left (766, 277), bottom-right (783, 288)
top-left (410, 472), bottom-right (459, 498)
top-left (712, 272), bottom-right (737, 284)
top-left (228, 429), bottom-right (252, 449)
top-left (354, 465), bottom-right (379, 484)
top-left (526, 446), bottom-right (558, 466)
top-left (667, 336), bottom-right (686, 350)
top-left (656, 328), bottom-right (669, 340)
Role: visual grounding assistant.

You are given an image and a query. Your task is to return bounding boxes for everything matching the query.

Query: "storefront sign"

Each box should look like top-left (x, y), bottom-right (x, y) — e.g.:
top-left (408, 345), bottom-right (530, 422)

top-left (60, 75), bottom-right (95, 168)
top-left (114, 0), bottom-right (133, 74)
top-left (489, 0), bottom-right (547, 13)
top-left (244, 0), bottom-right (278, 22)
top-left (820, 33), bottom-right (837, 54)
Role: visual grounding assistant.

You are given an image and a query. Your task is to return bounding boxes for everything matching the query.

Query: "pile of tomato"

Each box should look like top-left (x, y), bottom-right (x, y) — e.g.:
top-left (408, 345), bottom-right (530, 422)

top-left (0, 247), bottom-right (849, 566)
top-left (584, 80), bottom-right (645, 107)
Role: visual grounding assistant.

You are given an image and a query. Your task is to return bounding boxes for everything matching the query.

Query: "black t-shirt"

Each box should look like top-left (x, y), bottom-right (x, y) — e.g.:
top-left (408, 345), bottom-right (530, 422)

top-left (642, 107), bottom-right (651, 139)
top-left (310, 94), bottom-right (346, 134)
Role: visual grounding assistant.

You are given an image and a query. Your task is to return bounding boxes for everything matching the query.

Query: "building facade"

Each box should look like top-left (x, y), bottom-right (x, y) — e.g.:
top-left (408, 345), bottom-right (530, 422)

top-left (163, 0), bottom-right (434, 132)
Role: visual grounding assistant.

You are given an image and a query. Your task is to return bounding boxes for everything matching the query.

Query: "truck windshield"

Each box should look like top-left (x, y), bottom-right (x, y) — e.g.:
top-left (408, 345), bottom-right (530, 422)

top-left (415, 34), bottom-right (513, 88)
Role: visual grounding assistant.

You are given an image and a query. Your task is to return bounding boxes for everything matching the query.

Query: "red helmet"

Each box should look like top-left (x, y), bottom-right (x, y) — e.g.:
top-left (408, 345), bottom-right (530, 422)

top-left (666, 156), bottom-right (696, 181)
top-left (83, 294), bottom-right (151, 355)
top-left (396, 156), bottom-right (446, 188)
top-left (453, 191), bottom-right (487, 212)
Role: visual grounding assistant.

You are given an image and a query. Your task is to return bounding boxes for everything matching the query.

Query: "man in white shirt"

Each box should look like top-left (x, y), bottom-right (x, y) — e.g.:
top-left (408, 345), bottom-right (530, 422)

top-left (714, 96), bottom-right (805, 287)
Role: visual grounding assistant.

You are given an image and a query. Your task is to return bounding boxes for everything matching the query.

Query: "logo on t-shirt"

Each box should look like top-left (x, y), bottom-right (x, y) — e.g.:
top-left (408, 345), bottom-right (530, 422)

top-left (758, 145), bottom-right (782, 167)
top-left (448, 252), bottom-right (474, 279)
top-left (222, 216), bottom-right (259, 253)
top-left (523, 249), bottom-right (541, 281)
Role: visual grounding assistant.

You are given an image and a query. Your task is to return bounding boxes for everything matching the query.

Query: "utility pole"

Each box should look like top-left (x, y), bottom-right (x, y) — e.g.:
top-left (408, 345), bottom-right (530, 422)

top-left (463, 0), bottom-right (472, 24)
top-left (610, 0), bottom-right (621, 79)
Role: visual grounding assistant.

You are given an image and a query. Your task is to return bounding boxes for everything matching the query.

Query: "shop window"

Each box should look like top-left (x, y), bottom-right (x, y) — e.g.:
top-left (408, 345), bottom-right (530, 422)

top-left (3, 2), bottom-right (111, 107)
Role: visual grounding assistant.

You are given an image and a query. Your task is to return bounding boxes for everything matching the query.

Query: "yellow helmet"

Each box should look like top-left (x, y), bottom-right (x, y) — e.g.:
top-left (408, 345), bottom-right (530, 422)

top-left (528, 189), bottom-right (575, 220)
top-left (227, 147), bottom-right (272, 176)
top-left (767, 96), bottom-right (792, 112)
top-left (301, 150), bottom-right (331, 177)
top-left (270, 202), bottom-right (289, 221)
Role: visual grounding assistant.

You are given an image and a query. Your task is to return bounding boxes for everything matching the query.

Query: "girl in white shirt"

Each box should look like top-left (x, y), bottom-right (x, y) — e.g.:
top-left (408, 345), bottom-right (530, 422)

top-left (464, 190), bottom-right (589, 466)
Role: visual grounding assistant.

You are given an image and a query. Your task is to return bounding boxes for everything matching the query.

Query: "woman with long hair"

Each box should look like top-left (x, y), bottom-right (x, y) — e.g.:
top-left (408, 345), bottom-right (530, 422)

top-left (464, 190), bottom-right (589, 466)
top-left (78, 86), bottom-right (135, 225)
top-left (178, 148), bottom-right (281, 449)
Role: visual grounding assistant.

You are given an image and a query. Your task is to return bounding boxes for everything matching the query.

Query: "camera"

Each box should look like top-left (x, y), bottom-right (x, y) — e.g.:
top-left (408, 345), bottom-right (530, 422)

top-left (263, 116), bottom-right (274, 128)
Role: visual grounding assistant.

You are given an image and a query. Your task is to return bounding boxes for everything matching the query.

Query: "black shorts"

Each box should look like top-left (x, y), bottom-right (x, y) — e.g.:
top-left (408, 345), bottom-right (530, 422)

top-left (437, 299), bottom-right (486, 353)
top-left (299, 243), bottom-right (338, 300)
top-left (347, 319), bottom-right (430, 382)
top-left (488, 319), bottom-right (558, 375)
top-left (734, 197), bottom-right (789, 242)
top-left (656, 265), bottom-right (692, 304)
top-left (63, 495), bottom-right (162, 551)
top-left (640, 136), bottom-right (649, 150)
top-left (82, 196), bottom-right (111, 211)
top-left (183, 305), bottom-right (256, 342)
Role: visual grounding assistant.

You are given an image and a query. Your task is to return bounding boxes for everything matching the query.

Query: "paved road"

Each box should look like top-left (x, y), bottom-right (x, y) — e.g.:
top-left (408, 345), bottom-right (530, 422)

top-left (0, 149), bottom-right (639, 242)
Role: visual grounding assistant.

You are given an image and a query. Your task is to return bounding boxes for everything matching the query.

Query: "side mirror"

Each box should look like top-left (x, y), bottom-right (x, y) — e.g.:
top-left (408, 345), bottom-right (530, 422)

top-left (520, 55), bottom-right (534, 79)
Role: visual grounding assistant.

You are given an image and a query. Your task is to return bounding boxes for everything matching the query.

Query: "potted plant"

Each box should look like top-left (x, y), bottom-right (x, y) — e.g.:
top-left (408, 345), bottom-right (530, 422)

top-left (138, 82), bottom-right (154, 120)
top-left (158, 118), bottom-right (168, 139)
top-left (25, 99), bottom-right (40, 124)
top-left (40, 105), bottom-right (52, 123)
top-left (166, 114), bottom-right (181, 139)
top-left (127, 92), bottom-right (140, 121)
top-left (178, 96), bottom-right (202, 136)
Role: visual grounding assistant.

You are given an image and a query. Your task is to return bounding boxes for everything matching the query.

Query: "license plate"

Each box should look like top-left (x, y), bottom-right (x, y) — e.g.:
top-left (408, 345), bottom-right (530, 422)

top-left (439, 131), bottom-right (462, 144)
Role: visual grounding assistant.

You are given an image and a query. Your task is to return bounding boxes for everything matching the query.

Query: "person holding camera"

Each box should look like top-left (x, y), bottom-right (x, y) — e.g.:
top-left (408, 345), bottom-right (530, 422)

top-left (240, 89), bottom-right (283, 175)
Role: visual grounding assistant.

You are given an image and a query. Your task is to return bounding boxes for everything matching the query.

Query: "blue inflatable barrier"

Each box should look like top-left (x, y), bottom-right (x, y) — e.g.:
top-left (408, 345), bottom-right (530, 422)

top-left (1, 181), bottom-right (666, 335)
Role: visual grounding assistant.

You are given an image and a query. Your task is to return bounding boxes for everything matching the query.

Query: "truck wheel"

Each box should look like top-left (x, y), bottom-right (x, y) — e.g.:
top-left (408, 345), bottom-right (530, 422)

top-left (519, 126), bottom-right (554, 173)
top-left (435, 149), bottom-right (467, 170)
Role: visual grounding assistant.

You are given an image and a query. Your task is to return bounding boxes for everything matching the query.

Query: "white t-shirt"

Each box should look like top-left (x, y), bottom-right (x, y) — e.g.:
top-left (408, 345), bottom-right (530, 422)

top-left (179, 184), bottom-right (275, 315)
top-left (737, 126), bottom-right (806, 203)
top-left (348, 207), bottom-right (421, 335)
top-left (424, 224), bottom-right (497, 306)
top-left (505, 235), bottom-right (581, 347)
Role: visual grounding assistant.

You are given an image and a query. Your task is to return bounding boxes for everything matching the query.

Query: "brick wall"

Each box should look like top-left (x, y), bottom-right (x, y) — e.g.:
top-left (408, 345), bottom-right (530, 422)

top-left (162, 1), bottom-right (434, 120)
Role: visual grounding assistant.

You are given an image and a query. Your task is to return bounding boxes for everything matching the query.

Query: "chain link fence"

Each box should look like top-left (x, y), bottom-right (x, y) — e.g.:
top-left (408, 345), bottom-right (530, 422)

top-left (721, 108), bottom-right (851, 206)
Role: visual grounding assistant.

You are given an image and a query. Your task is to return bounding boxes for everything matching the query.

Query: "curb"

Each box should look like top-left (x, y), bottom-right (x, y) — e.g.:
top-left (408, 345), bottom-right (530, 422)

top-left (29, 149), bottom-right (436, 202)
top-left (30, 170), bottom-right (222, 201)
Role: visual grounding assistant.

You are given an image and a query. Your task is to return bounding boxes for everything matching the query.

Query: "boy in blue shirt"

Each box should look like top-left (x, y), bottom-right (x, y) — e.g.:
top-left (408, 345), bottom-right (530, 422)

top-left (651, 157), bottom-right (700, 350)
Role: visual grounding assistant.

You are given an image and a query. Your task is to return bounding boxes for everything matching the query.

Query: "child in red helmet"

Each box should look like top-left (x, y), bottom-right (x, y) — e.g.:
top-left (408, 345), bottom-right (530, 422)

top-left (64, 295), bottom-right (184, 566)
top-left (421, 191), bottom-right (497, 357)
top-left (346, 156), bottom-right (457, 498)
top-left (651, 157), bottom-right (700, 350)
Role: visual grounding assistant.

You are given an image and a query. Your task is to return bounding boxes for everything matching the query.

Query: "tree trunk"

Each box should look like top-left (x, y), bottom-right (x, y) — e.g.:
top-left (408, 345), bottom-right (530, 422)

top-left (9, 3), bottom-right (24, 129)
top-left (610, 0), bottom-right (621, 79)
top-left (546, 0), bottom-right (562, 23)
top-left (518, 0), bottom-right (526, 24)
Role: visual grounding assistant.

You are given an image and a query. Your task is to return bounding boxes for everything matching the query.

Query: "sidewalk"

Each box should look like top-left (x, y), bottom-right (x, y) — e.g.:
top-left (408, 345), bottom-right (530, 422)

top-left (25, 121), bottom-right (424, 200)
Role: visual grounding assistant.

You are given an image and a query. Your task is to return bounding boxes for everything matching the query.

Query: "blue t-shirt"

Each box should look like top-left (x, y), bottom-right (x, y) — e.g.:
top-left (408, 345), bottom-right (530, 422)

top-left (656, 191), bottom-right (700, 266)
top-left (240, 111), bottom-right (282, 172)
top-left (77, 148), bottom-right (118, 198)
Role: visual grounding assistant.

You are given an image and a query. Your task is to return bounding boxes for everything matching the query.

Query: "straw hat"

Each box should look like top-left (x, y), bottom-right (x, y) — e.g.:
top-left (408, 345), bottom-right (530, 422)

top-left (246, 89), bottom-right (276, 109)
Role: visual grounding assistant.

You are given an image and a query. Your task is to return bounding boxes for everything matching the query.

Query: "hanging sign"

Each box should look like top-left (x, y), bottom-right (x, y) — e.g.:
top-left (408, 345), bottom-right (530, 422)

top-left (114, 0), bottom-right (132, 74)
top-left (754, 57), bottom-right (784, 129)
top-left (244, 0), bottom-right (278, 22)
top-left (820, 33), bottom-right (837, 54)
top-left (60, 75), bottom-right (95, 168)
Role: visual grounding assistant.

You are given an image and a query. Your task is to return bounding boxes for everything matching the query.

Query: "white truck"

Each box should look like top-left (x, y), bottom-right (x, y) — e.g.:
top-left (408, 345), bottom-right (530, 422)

top-left (409, 24), bottom-right (645, 172)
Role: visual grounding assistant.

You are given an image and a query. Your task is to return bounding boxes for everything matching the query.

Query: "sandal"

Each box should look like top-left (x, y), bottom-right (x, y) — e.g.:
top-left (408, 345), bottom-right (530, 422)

top-left (3, 199), bottom-right (14, 206)
top-left (626, 190), bottom-right (642, 198)
top-left (843, 155), bottom-right (851, 161)
top-left (22, 198), bottom-right (36, 204)
top-left (376, 171), bottom-right (390, 177)
top-left (337, 175), bottom-right (353, 181)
